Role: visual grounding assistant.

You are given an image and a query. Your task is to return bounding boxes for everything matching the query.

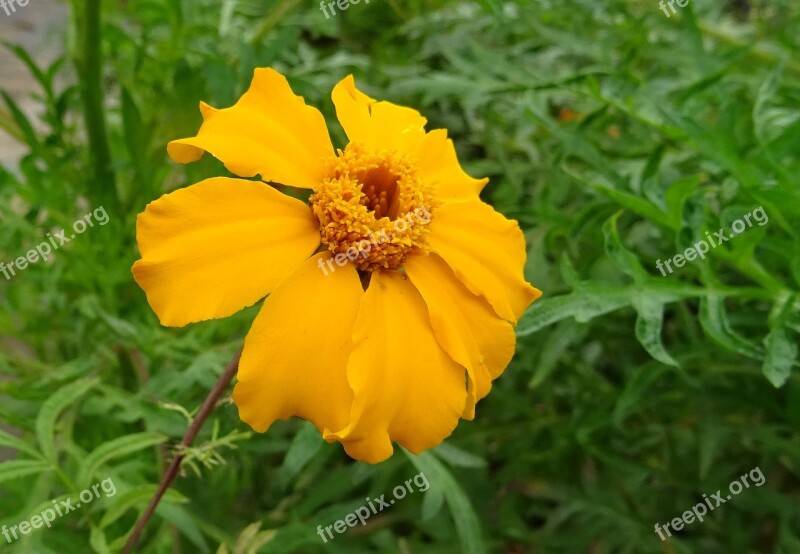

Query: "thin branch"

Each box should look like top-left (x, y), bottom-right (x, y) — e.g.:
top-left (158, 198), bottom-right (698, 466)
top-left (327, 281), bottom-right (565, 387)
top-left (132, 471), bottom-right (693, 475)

top-left (122, 348), bottom-right (242, 554)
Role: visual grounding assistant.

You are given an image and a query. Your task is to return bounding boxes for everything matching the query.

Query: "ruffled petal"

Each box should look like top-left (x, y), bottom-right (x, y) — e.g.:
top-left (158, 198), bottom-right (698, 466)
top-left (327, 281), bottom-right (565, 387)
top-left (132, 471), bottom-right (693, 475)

top-left (412, 129), bottom-right (487, 203)
top-left (233, 253), bottom-right (362, 435)
top-left (324, 270), bottom-right (467, 463)
top-left (426, 201), bottom-right (541, 323)
top-left (132, 177), bottom-right (319, 327)
top-left (404, 254), bottom-right (516, 419)
top-left (331, 75), bottom-right (428, 155)
top-left (168, 68), bottom-right (334, 189)
top-left (331, 77), bottom-right (485, 202)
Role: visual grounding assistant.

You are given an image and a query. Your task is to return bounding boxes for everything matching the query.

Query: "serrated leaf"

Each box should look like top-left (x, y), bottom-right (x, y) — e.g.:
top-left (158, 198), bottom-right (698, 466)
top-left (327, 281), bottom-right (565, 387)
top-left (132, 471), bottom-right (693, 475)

top-left (405, 450), bottom-right (486, 554)
top-left (77, 432), bottom-right (166, 487)
top-left (36, 377), bottom-right (100, 462)
top-left (516, 285), bottom-right (631, 337)
top-left (518, 280), bottom-right (703, 337)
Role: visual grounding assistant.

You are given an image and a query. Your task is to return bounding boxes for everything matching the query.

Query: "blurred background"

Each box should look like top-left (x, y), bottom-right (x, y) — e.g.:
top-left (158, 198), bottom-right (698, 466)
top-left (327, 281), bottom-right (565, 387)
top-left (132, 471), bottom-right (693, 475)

top-left (1, 0), bottom-right (799, 552)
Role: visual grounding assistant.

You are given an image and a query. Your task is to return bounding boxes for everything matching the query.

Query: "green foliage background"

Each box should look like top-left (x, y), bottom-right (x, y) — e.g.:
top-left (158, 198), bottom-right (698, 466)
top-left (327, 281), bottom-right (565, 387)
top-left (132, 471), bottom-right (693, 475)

top-left (1, 0), bottom-right (799, 552)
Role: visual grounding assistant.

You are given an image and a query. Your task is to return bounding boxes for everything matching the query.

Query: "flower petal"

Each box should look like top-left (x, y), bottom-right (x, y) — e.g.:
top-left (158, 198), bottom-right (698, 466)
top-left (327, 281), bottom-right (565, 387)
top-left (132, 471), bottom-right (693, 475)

top-left (132, 177), bottom-right (319, 327)
top-left (233, 253), bottom-right (362, 435)
top-left (324, 270), bottom-right (467, 463)
top-left (331, 76), bottom-right (487, 203)
top-left (331, 75), bottom-right (428, 154)
top-left (404, 253), bottom-right (516, 420)
top-left (168, 68), bottom-right (334, 189)
top-left (412, 129), bottom-right (488, 203)
top-left (427, 201), bottom-right (541, 323)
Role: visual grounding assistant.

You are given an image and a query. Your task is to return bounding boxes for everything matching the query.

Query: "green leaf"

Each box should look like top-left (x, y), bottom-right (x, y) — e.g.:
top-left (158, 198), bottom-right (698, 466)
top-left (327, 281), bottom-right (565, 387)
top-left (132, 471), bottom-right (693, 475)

top-left (16, 493), bottom-right (73, 525)
top-left (603, 212), bottom-right (648, 281)
top-left (475, 0), bottom-right (503, 14)
top-left (525, 103), bottom-right (627, 189)
top-left (100, 485), bottom-right (187, 529)
top-left (405, 450), bottom-right (486, 554)
top-left (1, 91), bottom-right (40, 152)
top-left (753, 60), bottom-right (797, 144)
top-left (564, 167), bottom-right (677, 230)
top-left (631, 294), bottom-right (678, 367)
top-left (433, 443), bottom-right (488, 469)
top-left (518, 280), bottom-right (703, 338)
top-left (613, 363), bottom-right (676, 426)
top-left (664, 175), bottom-right (701, 226)
top-left (762, 326), bottom-right (797, 387)
top-left (230, 522), bottom-right (275, 554)
top-left (517, 285), bottom-right (632, 337)
top-left (0, 428), bottom-right (45, 460)
top-left (76, 432), bottom-right (166, 487)
top-left (0, 459), bottom-right (52, 485)
top-left (155, 503), bottom-right (209, 552)
top-left (698, 295), bottom-right (764, 360)
top-left (420, 484), bottom-right (446, 523)
top-left (639, 144), bottom-right (666, 189)
top-left (90, 524), bottom-right (111, 554)
top-left (279, 421), bottom-right (323, 483)
top-left (528, 320), bottom-right (587, 388)
top-left (1, 42), bottom-right (52, 96)
top-left (36, 377), bottom-right (100, 462)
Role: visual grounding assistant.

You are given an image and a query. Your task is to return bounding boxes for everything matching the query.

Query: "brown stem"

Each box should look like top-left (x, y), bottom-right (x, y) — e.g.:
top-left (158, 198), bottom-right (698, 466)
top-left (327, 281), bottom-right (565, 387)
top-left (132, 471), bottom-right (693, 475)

top-left (122, 348), bottom-right (242, 554)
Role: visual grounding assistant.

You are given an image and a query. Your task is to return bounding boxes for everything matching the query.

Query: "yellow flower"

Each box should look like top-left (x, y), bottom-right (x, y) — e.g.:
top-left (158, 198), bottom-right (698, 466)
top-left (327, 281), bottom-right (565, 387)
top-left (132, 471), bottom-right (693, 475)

top-left (132, 68), bottom-right (541, 464)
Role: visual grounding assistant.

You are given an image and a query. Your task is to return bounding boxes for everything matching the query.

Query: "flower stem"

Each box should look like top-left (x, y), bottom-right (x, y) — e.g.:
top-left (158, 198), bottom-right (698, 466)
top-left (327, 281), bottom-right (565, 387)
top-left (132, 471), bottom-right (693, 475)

top-left (73, 0), bottom-right (116, 199)
top-left (121, 349), bottom-right (242, 554)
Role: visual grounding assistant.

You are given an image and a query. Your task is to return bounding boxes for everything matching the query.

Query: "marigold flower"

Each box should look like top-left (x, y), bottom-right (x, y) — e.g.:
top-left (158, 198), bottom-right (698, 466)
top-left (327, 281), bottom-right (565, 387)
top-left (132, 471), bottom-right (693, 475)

top-left (132, 68), bottom-right (541, 463)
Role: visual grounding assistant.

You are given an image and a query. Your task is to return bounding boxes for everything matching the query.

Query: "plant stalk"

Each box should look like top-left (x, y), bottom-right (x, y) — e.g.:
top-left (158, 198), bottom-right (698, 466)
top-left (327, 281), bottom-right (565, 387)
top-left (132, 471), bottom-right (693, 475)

top-left (75, 0), bottom-right (117, 198)
top-left (121, 349), bottom-right (242, 554)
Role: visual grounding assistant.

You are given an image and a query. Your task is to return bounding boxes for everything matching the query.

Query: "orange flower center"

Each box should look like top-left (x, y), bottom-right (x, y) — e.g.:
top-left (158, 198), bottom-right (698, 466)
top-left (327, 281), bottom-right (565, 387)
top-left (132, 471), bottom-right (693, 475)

top-left (310, 143), bottom-right (435, 272)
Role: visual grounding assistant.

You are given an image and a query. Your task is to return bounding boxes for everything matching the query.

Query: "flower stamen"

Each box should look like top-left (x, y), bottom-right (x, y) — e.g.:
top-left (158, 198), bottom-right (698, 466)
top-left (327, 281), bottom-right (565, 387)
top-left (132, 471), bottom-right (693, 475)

top-left (310, 143), bottom-right (435, 272)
